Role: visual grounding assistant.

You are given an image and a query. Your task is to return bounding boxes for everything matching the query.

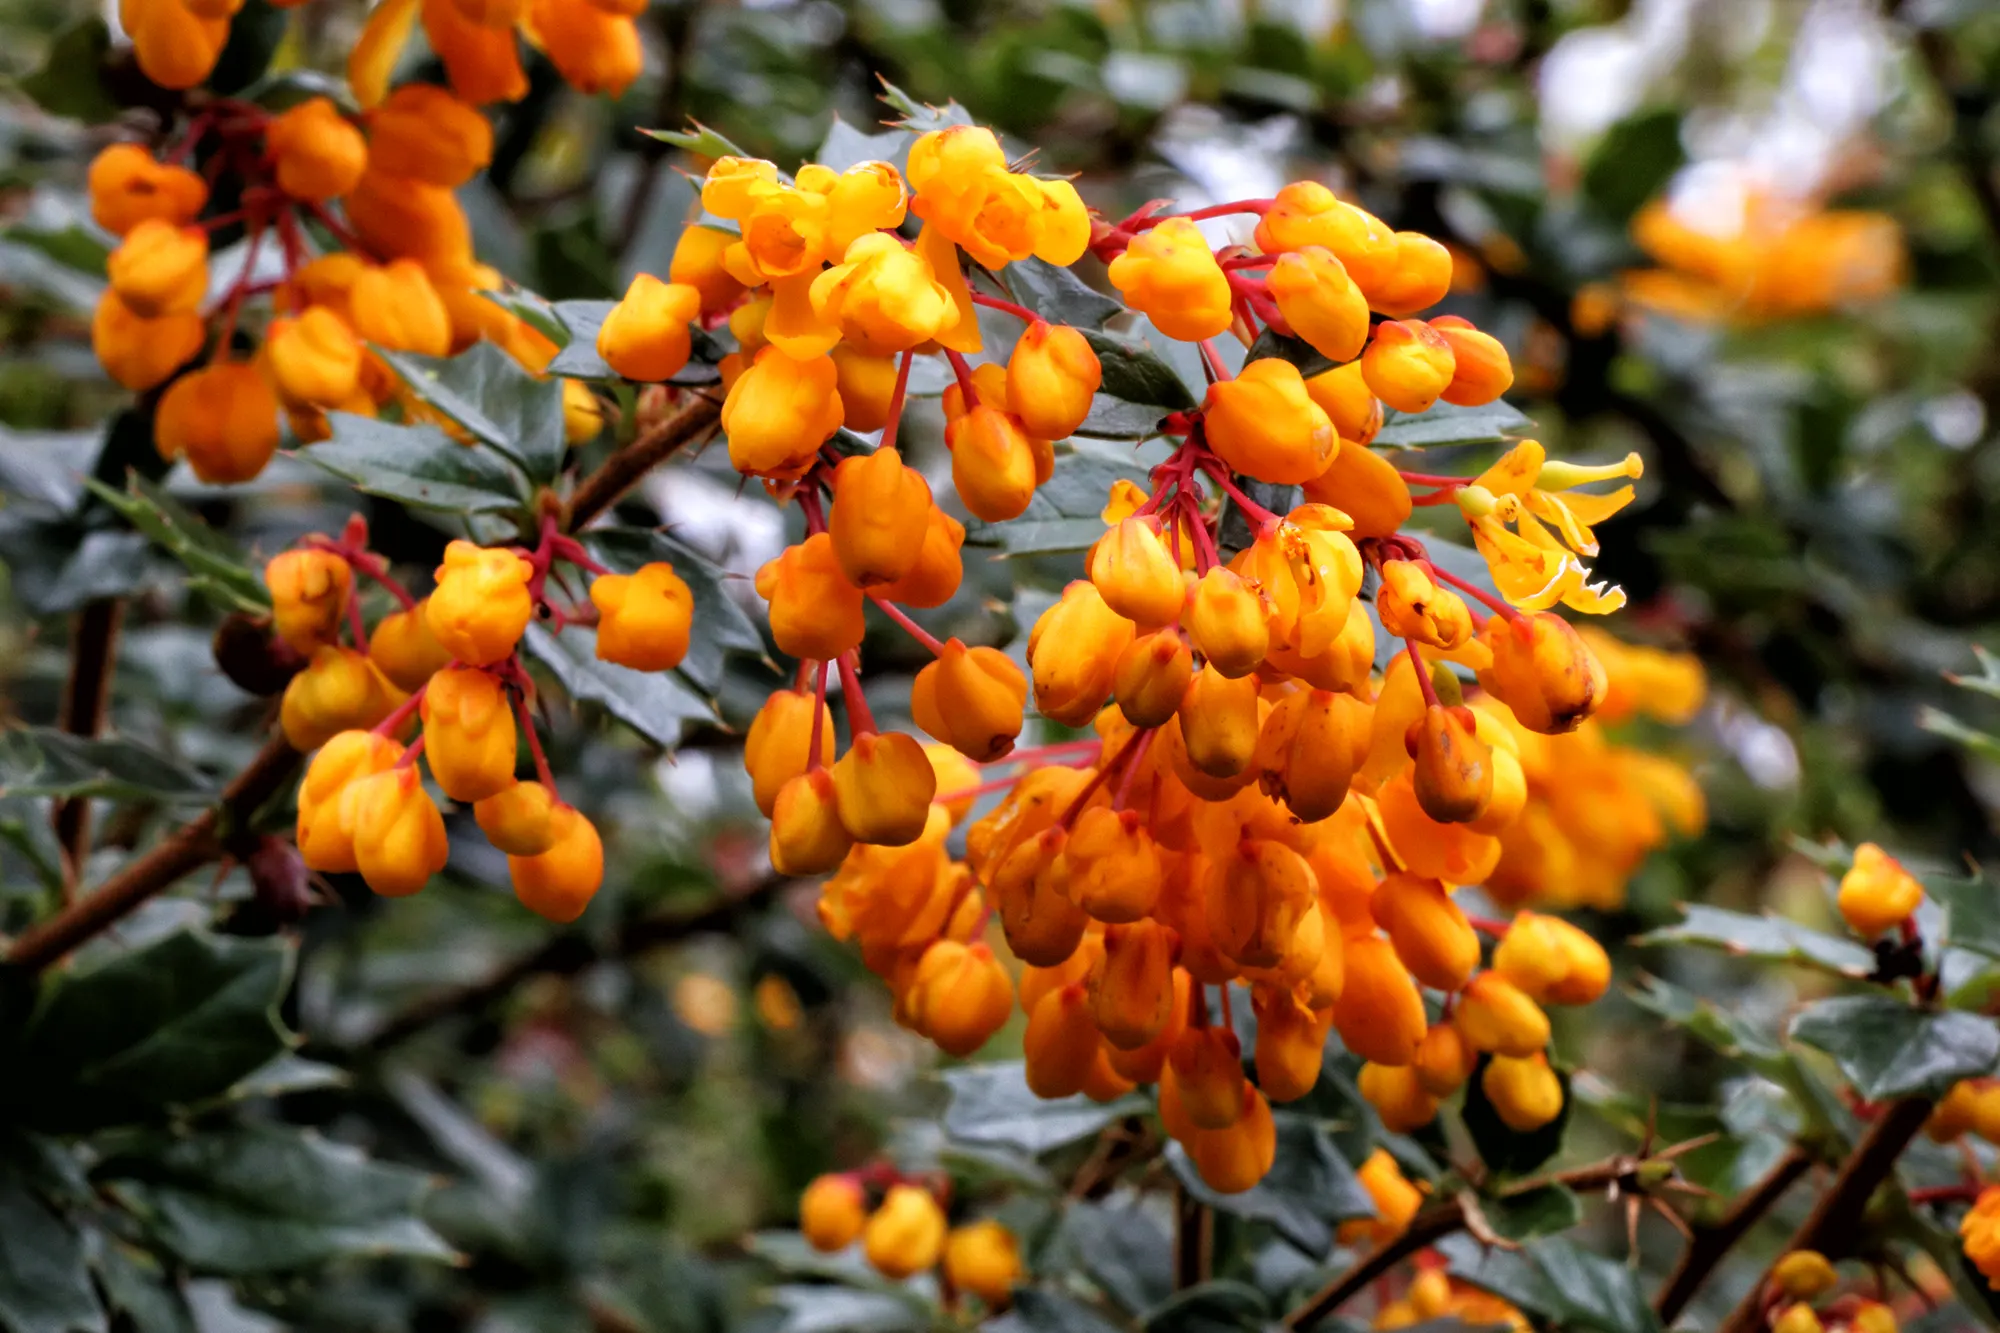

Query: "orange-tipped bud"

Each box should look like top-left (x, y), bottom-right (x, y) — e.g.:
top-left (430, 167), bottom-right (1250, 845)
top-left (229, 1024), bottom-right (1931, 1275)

top-left (1254, 987), bottom-right (1331, 1103)
top-left (1269, 247), bottom-right (1370, 362)
top-left (1372, 873), bottom-right (1479, 992)
top-left (266, 97), bottom-right (368, 201)
top-left (107, 220), bottom-right (207, 317)
top-left (1060, 807), bottom-right (1162, 923)
top-left (994, 827), bottom-right (1090, 967)
top-left (1113, 630), bottom-right (1193, 729)
top-left (88, 144), bottom-right (207, 236)
top-left (297, 730), bottom-right (404, 872)
top-left (874, 505), bottom-right (966, 609)
top-left (1207, 838), bottom-right (1316, 970)
top-left (1024, 983), bottom-right (1102, 1098)
top-left (530, 0), bottom-right (640, 96)
top-left (1186, 1083), bottom-right (1276, 1194)
top-left (1303, 362), bottom-right (1383, 445)
top-left (1255, 688), bottom-right (1367, 823)
top-left (1008, 321), bottom-right (1101, 440)
top-left (365, 84), bottom-right (492, 188)
top-left (1430, 315), bottom-right (1514, 407)
top-left (1303, 440), bottom-right (1409, 542)
top-left (669, 225), bottom-right (748, 315)
top-left (699, 156), bottom-right (781, 220)
top-left (590, 562), bottom-right (693, 672)
top-left (943, 1221), bottom-right (1021, 1308)
top-left (1091, 918), bottom-right (1178, 1051)
top-left (912, 638), bottom-right (1027, 763)
top-left (1493, 911), bottom-right (1610, 1005)
top-left (810, 233), bottom-right (960, 356)
top-left (129, 0), bottom-right (228, 91)
top-left (509, 804), bottom-right (603, 922)
top-left (1339, 1149), bottom-right (1423, 1247)
top-left (1476, 611), bottom-right (1608, 735)
top-left (828, 347), bottom-right (900, 433)
top-left (909, 939), bottom-right (1014, 1057)
top-left (420, 665), bottom-right (517, 802)
top-left (1169, 1024), bottom-right (1247, 1129)
top-left (474, 780), bottom-right (560, 856)
top-left (832, 731), bottom-right (937, 847)
top-left (266, 307), bottom-right (364, 409)
top-left (1414, 1022), bottom-right (1476, 1096)
top-left (770, 769), bottom-right (854, 875)
top-left (947, 405), bottom-right (1039, 522)
top-left (156, 363), bottom-right (281, 485)
top-left (1105, 218), bottom-right (1232, 341)
top-left (351, 260), bottom-right (453, 356)
top-left (1176, 666), bottom-right (1261, 780)
top-left (1254, 183), bottom-right (1398, 291)
top-left (1361, 319), bottom-right (1456, 414)
top-left (1089, 516), bottom-right (1186, 629)
top-left (863, 1185), bottom-right (946, 1280)
top-left (92, 291), bottom-right (204, 392)
top-left (370, 600), bottom-right (453, 692)
top-left (348, 765), bottom-right (450, 897)
top-left (1203, 359), bottom-right (1338, 486)
top-left (1771, 1251), bottom-right (1840, 1302)
top-left (1185, 568), bottom-right (1269, 678)
top-left (830, 447), bottom-right (933, 587)
top-left (799, 1174), bottom-right (866, 1253)
top-left (1358, 1059), bottom-right (1440, 1132)
top-left (265, 548), bottom-right (352, 655)
top-left (595, 274), bottom-right (701, 382)
top-left (1408, 704), bottom-right (1494, 825)
top-left (1028, 581), bottom-right (1135, 727)
top-left (744, 687), bottom-right (837, 817)
top-left (1482, 1051), bottom-right (1563, 1131)
top-left (281, 646), bottom-right (407, 751)
top-left (1457, 972), bottom-right (1550, 1057)
top-left (721, 347), bottom-right (844, 479)
top-left (1332, 935), bottom-right (1427, 1067)
top-left (1378, 561), bottom-right (1474, 651)
top-left (1364, 231), bottom-right (1453, 317)
top-left (1838, 842), bottom-right (1925, 938)
top-left (427, 540), bottom-right (533, 666)
top-left (755, 534), bottom-right (866, 662)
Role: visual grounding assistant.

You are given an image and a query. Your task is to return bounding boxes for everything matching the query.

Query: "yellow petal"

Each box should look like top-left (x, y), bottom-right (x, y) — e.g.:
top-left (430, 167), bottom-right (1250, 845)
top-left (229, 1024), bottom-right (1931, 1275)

top-left (916, 221), bottom-right (982, 355)
top-left (1550, 484), bottom-right (1634, 526)
top-left (1560, 578), bottom-right (1627, 615)
top-left (1471, 439), bottom-right (1544, 497)
top-left (348, 0), bottom-right (424, 109)
top-left (765, 272), bottom-right (843, 360)
top-left (1522, 489), bottom-right (1599, 558)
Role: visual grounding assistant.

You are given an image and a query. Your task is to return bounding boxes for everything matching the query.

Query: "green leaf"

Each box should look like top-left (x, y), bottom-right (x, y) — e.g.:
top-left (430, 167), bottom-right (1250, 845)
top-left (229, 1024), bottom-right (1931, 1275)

top-left (523, 624), bottom-right (719, 751)
top-left (1919, 708), bottom-right (2000, 765)
top-left (0, 727), bottom-right (215, 805)
top-left (765, 1286), bottom-right (928, 1333)
top-left (1007, 1289), bottom-right (1127, 1333)
top-left (1372, 400), bottom-right (1532, 450)
top-left (97, 1124), bottom-right (455, 1274)
top-left (640, 122), bottom-right (753, 160)
top-left (1947, 646), bottom-right (2000, 700)
top-left (1789, 994), bottom-right (2000, 1100)
top-left (0, 1171), bottom-right (104, 1333)
top-left (1583, 108), bottom-right (1686, 227)
top-left (206, 0), bottom-right (288, 95)
top-left (1439, 1233), bottom-right (1565, 1324)
top-left (1629, 976), bottom-right (1851, 1139)
top-left (1460, 1055), bottom-right (1570, 1176)
top-left (378, 343), bottom-right (567, 486)
top-left (815, 114), bottom-right (911, 172)
top-left (583, 528), bottom-right (766, 694)
top-left (93, 1246), bottom-right (195, 1333)
top-left (1080, 330), bottom-right (1198, 411)
top-left (3, 930), bottom-right (293, 1133)
top-left (877, 80), bottom-right (975, 134)
top-left (1478, 1184), bottom-right (1581, 1242)
top-left (1164, 1115), bottom-right (1373, 1254)
top-left (1244, 328), bottom-right (1335, 380)
top-left (1521, 1236), bottom-right (1663, 1333)
top-left (940, 1061), bottom-right (1145, 1155)
top-left (2, 224), bottom-right (109, 280)
top-left (1635, 903), bottom-right (1878, 979)
top-left (1930, 869), bottom-right (2000, 961)
top-left (1003, 258), bottom-right (1124, 329)
top-left (1075, 395), bottom-right (1172, 440)
top-left (1140, 1280), bottom-right (1269, 1333)
top-left (1061, 1198), bottom-right (1171, 1315)
top-left (83, 473), bottom-right (271, 614)
top-left (15, 19), bottom-right (118, 123)
top-left (964, 444), bottom-right (1149, 556)
top-left (308, 414), bottom-right (529, 514)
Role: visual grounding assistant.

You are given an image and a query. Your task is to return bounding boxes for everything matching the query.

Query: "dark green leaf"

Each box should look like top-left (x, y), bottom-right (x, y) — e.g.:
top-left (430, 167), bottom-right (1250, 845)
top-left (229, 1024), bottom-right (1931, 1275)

top-left (1164, 1115), bottom-right (1373, 1253)
top-left (1080, 330), bottom-right (1198, 411)
top-left (2, 225), bottom-right (109, 279)
top-left (4, 930), bottom-right (292, 1133)
top-left (1075, 395), bottom-right (1171, 440)
top-left (98, 1124), bottom-right (455, 1274)
top-left (765, 1285), bottom-right (927, 1333)
top-left (1790, 994), bottom-right (2000, 1100)
top-left (1931, 870), bottom-right (2000, 961)
top-left (1438, 1233), bottom-right (1565, 1323)
top-left (816, 114), bottom-right (911, 172)
top-left (16, 19), bottom-right (118, 123)
top-left (0, 1172), bottom-right (104, 1333)
top-left (1063, 1198), bottom-right (1172, 1315)
top-left (378, 343), bottom-right (567, 486)
top-left (1628, 976), bottom-right (1850, 1139)
top-left (1635, 904), bottom-right (1878, 979)
top-left (940, 1061), bottom-right (1145, 1155)
top-left (583, 528), bottom-right (766, 694)
top-left (308, 414), bottom-right (528, 514)
top-left (1005, 1289), bottom-right (1127, 1333)
top-left (1522, 1236), bottom-right (1663, 1333)
top-left (964, 445), bottom-right (1149, 556)
top-left (1004, 258), bottom-right (1124, 329)
top-left (0, 727), bottom-right (214, 805)
top-left (640, 123), bottom-right (753, 159)
top-left (83, 473), bottom-right (271, 614)
top-left (523, 624), bottom-right (719, 751)
top-left (1140, 1280), bottom-right (1269, 1333)
top-left (206, 0), bottom-right (288, 95)
top-left (1372, 401), bottom-right (1531, 450)
top-left (1582, 109), bottom-right (1686, 226)
top-left (1478, 1184), bottom-right (1581, 1242)
top-left (1461, 1055), bottom-right (1570, 1176)
top-left (877, 80), bottom-right (975, 133)
top-left (93, 1246), bottom-right (195, 1333)
top-left (1244, 329), bottom-right (1335, 380)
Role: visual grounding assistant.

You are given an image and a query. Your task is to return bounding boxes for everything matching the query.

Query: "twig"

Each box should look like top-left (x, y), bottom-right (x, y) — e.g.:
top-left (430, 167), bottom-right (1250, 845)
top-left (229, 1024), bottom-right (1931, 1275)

top-left (1655, 1146), bottom-right (1813, 1322)
top-left (1174, 1183), bottom-right (1212, 1290)
top-left (52, 597), bottom-right (126, 898)
top-left (562, 395), bottom-right (722, 534)
top-left (6, 734), bottom-right (301, 974)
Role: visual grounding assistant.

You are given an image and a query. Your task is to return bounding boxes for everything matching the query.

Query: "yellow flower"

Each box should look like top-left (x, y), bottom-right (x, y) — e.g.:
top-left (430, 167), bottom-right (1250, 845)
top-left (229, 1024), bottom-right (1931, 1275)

top-left (1459, 440), bottom-right (1642, 614)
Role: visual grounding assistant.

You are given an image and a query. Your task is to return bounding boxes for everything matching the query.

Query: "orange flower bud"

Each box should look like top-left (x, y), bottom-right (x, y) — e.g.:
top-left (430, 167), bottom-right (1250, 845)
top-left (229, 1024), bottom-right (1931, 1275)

top-left (1203, 359), bottom-right (1338, 486)
top-left (1408, 704), bottom-right (1494, 825)
top-left (365, 84), bottom-right (492, 188)
top-left (668, 225), bottom-right (748, 316)
top-left (88, 144), bottom-right (207, 237)
top-left (1378, 562), bottom-right (1473, 652)
top-left (427, 541), bottom-right (534, 666)
top-left (1482, 1051), bottom-right (1564, 1131)
top-left (92, 292), bottom-right (203, 392)
top-left (1362, 318), bottom-right (1457, 414)
top-left (281, 647), bottom-right (407, 751)
top-left (1493, 911), bottom-right (1610, 1005)
top-left (721, 347), bottom-right (844, 478)
top-left (1168, 1024), bottom-right (1247, 1129)
top-left (829, 448), bottom-right (932, 587)
top-left (1364, 232), bottom-right (1453, 317)
top-left (909, 939), bottom-right (1014, 1057)
top-left (108, 220), bottom-right (207, 318)
top-left (1838, 842), bottom-right (1925, 938)
top-left (351, 259), bottom-right (453, 357)
top-left (864, 1185), bottom-right (946, 1280)
top-left (1255, 987), bottom-right (1331, 1103)
top-left (1302, 439), bottom-right (1409, 540)
top-left (1176, 666), bottom-right (1260, 780)
top-left (1358, 1059), bottom-right (1440, 1132)
top-left (1089, 517), bottom-right (1186, 629)
top-left (529, 0), bottom-right (640, 95)
top-left (799, 1174), bottom-right (866, 1254)
top-left (1476, 611), bottom-right (1607, 735)
top-left (1414, 1022), bottom-right (1476, 1096)
top-left (1207, 838), bottom-right (1316, 970)
top-left (474, 780), bottom-right (559, 856)
top-left (911, 639), bottom-right (1027, 763)
top-left (1185, 1083), bottom-right (1276, 1194)
top-left (1372, 873), bottom-right (1479, 992)
top-left (594, 274), bottom-right (700, 382)
top-left (264, 307), bottom-right (362, 410)
top-left (509, 804), bottom-right (604, 922)
top-left (1457, 972), bottom-right (1549, 1057)
top-left (348, 764), bottom-right (450, 897)
top-left (996, 828), bottom-right (1092, 968)
top-left (346, 165), bottom-right (474, 267)
top-left (265, 549), bottom-right (352, 654)
top-left (823, 351), bottom-right (898, 438)
top-left (1184, 568), bottom-right (1269, 678)
top-left (1339, 1149), bottom-right (1423, 1247)
top-left (1113, 630), bottom-right (1194, 729)
top-left (700, 157), bottom-right (782, 221)
top-left (416, 0), bottom-right (528, 103)
top-left (128, 0), bottom-right (228, 92)
top-left (590, 562), bottom-right (693, 672)
top-left (1091, 919), bottom-right (1178, 1051)
top-left (1268, 247), bottom-right (1370, 362)
top-left (1007, 321), bottom-right (1101, 440)
top-left (770, 769), bottom-right (854, 875)
top-left (1021, 982), bottom-right (1100, 1098)
top-left (1255, 688), bottom-right (1366, 823)
top-left (297, 730), bottom-right (403, 872)
top-left (744, 687), bottom-right (838, 817)
top-left (1430, 316), bottom-right (1514, 406)
top-left (874, 505), bottom-right (966, 609)
top-left (419, 665), bottom-right (516, 802)
top-left (265, 97), bottom-right (368, 201)
top-left (832, 731), bottom-right (937, 847)
top-left (1028, 581), bottom-right (1135, 727)
top-left (1055, 807), bottom-right (1160, 924)
top-left (369, 600), bottom-right (453, 692)
top-left (1303, 362), bottom-right (1383, 444)
top-left (1254, 184), bottom-right (1397, 291)
top-left (943, 1221), bottom-right (1021, 1308)
top-left (156, 363), bottom-right (280, 485)
top-left (755, 534), bottom-right (866, 662)
top-left (1772, 1251), bottom-right (1840, 1302)
top-left (947, 405), bottom-right (1039, 523)
top-left (810, 233), bottom-right (960, 356)
top-left (1332, 935), bottom-right (1427, 1067)
top-left (1105, 218), bottom-right (1231, 341)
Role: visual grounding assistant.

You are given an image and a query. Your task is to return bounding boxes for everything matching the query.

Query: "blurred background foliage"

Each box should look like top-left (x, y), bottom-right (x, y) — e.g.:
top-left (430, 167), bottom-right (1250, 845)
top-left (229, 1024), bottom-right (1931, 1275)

top-left (7, 0), bottom-right (2000, 1331)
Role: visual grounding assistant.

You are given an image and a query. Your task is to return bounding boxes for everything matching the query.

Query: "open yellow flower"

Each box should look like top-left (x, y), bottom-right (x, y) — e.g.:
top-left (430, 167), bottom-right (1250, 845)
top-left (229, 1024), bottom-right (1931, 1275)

top-left (1458, 440), bottom-right (1641, 614)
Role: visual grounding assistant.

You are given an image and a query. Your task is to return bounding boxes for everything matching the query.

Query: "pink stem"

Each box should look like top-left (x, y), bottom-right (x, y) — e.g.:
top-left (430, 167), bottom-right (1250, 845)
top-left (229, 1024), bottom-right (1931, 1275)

top-left (1198, 339), bottom-right (1231, 383)
top-left (943, 349), bottom-right (980, 407)
top-left (807, 661), bottom-right (829, 771)
top-left (373, 682), bottom-right (428, 737)
top-left (970, 292), bottom-right (1041, 324)
top-left (836, 651), bottom-right (877, 736)
top-left (1406, 638), bottom-right (1440, 709)
top-left (878, 349), bottom-right (915, 457)
top-left (513, 688), bottom-right (557, 792)
top-left (1425, 560), bottom-right (1523, 622)
top-left (1111, 728), bottom-right (1156, 809)
top-left (395, 734), bottom-right (426, 769)
top-left (1196, 460), bottom-right (1279, 527)
top-left (869, 595), bottom-right (945, 656)
top-left (1124, 199), bottom-right (1275, 233)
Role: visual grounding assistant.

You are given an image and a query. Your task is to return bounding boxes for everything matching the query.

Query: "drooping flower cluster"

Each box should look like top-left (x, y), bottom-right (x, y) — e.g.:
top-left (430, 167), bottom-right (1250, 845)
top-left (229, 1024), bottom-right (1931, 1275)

top-left (1753, 1249), bottom-right (1899, 1333)
top-left (89, 83), bottom-right (582, 483)
top-left (797, 1170), bottom-right (1021, 1309)
top-left (270, 515), bottom-right (691, 922)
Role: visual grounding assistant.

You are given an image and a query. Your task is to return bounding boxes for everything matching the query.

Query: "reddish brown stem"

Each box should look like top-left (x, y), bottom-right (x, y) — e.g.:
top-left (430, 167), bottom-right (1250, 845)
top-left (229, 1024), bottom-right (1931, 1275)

top-left (970, 292), bottom-right (1040, 324)
top-left (836, 652), bottom-right (876, 737)
top-left (869, 595), bottom-right (945, 656)
top-left (1406, 639), bottom-right (1440, 709)
top-left (878, 349), bottom-right (915, 456)
top-left (807, 661), bottom-right (829, 771)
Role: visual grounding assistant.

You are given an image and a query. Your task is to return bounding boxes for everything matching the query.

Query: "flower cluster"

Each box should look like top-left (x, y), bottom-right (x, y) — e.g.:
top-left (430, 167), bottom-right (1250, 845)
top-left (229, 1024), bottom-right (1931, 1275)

top-left (797, 1170), bottom-right (1020, 1309)
top-left (89, 83), bottom-right (577, 483)
top-left (1755, 1249), bottom-right (1899, 1333)
top-left (1373, 1265), bottom-right (1529, 1331)
top-left (270, 515), bottom-right (691, 921)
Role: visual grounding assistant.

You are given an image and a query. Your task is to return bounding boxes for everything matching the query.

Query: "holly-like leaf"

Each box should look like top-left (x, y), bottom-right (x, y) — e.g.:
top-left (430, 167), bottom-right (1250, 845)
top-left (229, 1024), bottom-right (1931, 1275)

top-left (0, 1170), bottom-right (104, 1333)
top-left (17, 19), bottom-right (118, 124)
top-left (1635, 904), bottom-right (1878, 979)
top-left (1075, 395), bottom-right (1172, 441)
top-left (1629, 976), bottom-right (1851, 1139)
top-left (1004, 1289), bottom-right (1127, 1333)
top-left (1244, 328), bottom-right (1335, 380)
top-left (1461, 1056), bottom-right (1571, 1176)
top-left (877, 79), bottom-right (975, 134)
top-left (1789, 994), bottom-right (2000, 1100)
top-left (523, 624), bottom-right (720, 752)
top-left (2, 930), bottom-right (293, 1133)
top-left (1004, 257), bottom-right (1124, 330)
top-left (378, 343), bottom-right (567, 486)
top-left (93, 1244), bottom-right (195, 1333)
top-left (0, 727), bottom-right (215, 805)
top-left (308, 414), bottom-right (529, 514)
top-left (1139, 1280), bottom-right (1270, 1333)
top-left (1932, 870), bottom-right (2000, 961)
top-left (964, 445), bottom-right (1149, 556)
top-left (940, 1062), bottom-right (1145, 1156)
top-left (765, 1285), bottom-right (929, 1333)
top-left (83, 473), bottom-right (271, 614)
top-left (1520, 1236), bottom-right (1663, 1333)
top-left (1164, 1115), bottom-right (1374, 1253)
top-left (1583, 108), bottom-right (1686, 227)
top-left (639, 121), bottom-right (754, 159)
top-left (1061, 1198), bottom-right (1172, 1315)
top-left (1373, 400), bottom-right (1532, 450)
top-left (1479, 1184), bottom-right (1582, 1242)
top-left (97, 1124), bottom-right (455, 1274)
top-left (816, 114), bottom-right (912, 172)
top-left (582, 527), bottom-right (766, 695)
top-left (1081, 330), bottom-right (1199, 411)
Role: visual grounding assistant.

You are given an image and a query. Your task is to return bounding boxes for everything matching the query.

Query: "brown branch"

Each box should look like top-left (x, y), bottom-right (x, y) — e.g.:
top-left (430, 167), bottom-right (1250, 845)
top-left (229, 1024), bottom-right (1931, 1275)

top-left (1282, 1156), bottom-right (1642, 1330)
top-left (1174, 1183), bottom-right (1212, 1290)
top-left (6, 733), bottom-right (301, 974)
top-left (1716, 1098), bottom-right (1934, 1333)
top-left (52, 597), bottom-right (126, 898)
top-left (562, 393), bottom-right (722, 534)
top-left (354, 872), bottom-right (788, 1052)
top-left (1655, 1145), bottom-right (1814, 1323)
